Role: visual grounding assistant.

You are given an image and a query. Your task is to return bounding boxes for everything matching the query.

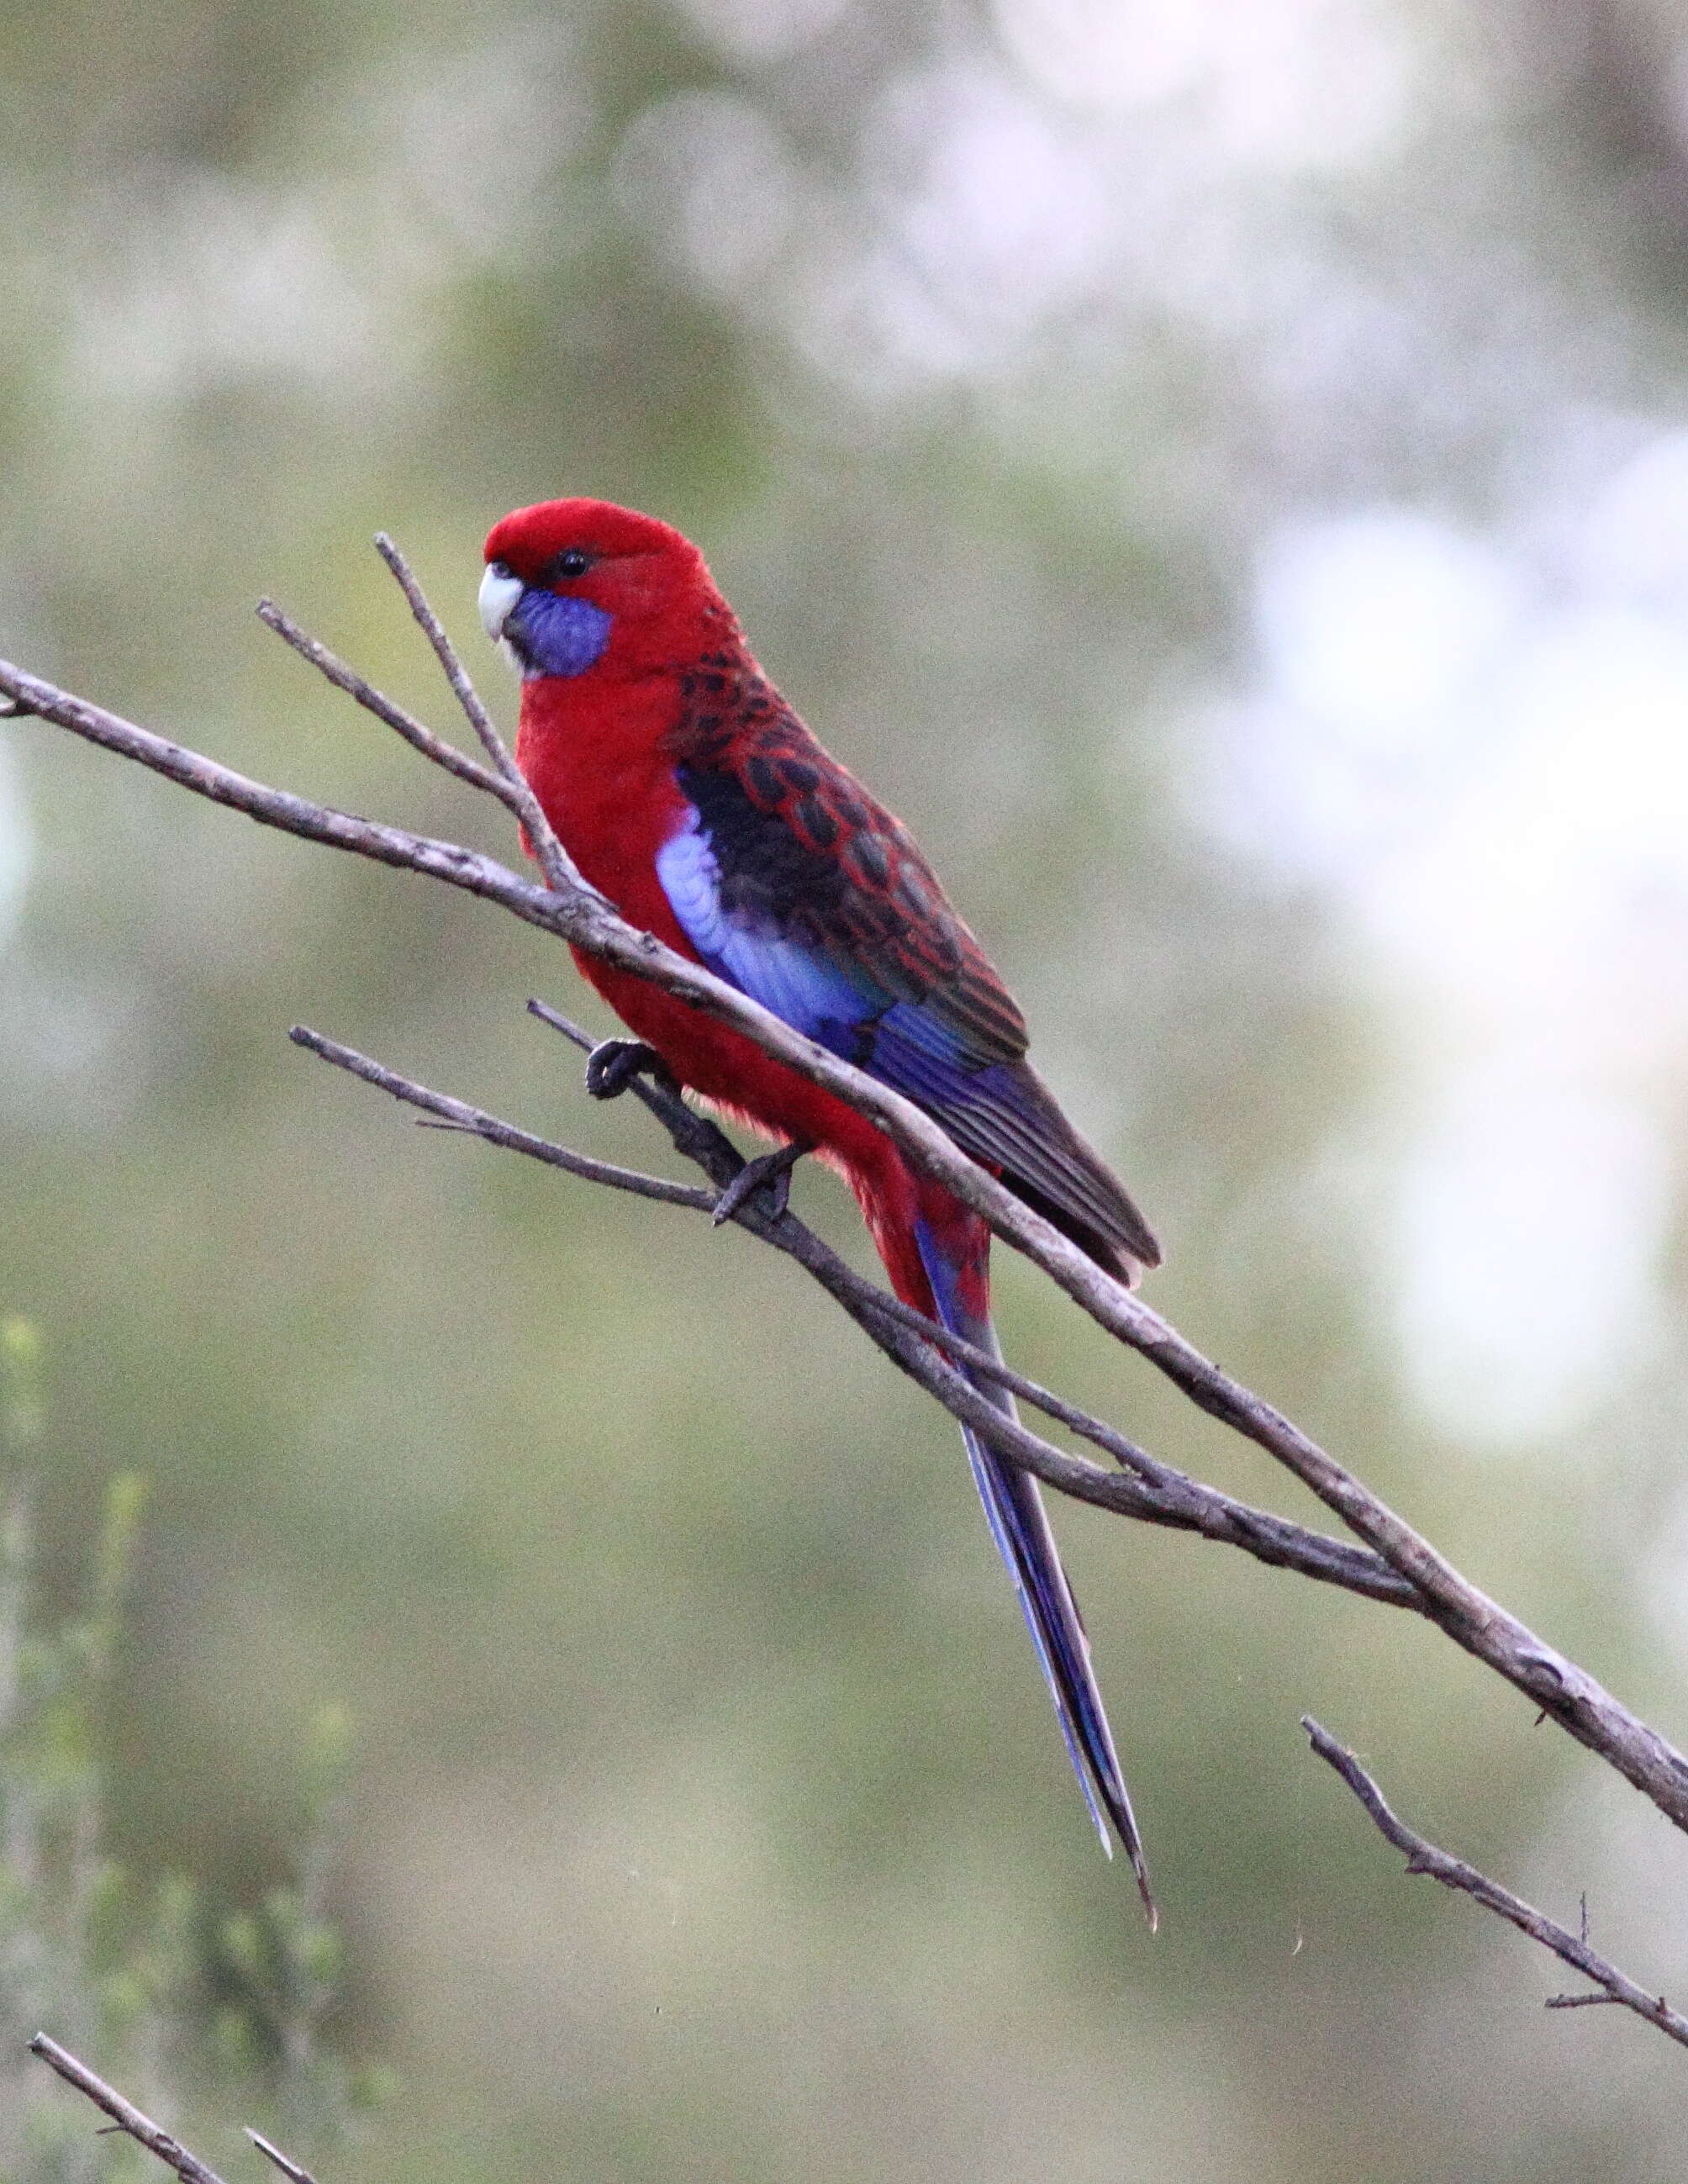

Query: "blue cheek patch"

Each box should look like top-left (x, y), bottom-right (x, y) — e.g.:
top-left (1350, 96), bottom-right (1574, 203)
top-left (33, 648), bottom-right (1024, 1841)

top-left (510, 588), bottom-right (613, 678)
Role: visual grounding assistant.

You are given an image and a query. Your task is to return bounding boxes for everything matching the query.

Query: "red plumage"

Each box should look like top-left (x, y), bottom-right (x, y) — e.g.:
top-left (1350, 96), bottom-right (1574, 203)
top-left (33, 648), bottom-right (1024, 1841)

top-left (483, 496), bottom-right (1160, 1907)
top-left (483, 497), bottom-right (979, 1306)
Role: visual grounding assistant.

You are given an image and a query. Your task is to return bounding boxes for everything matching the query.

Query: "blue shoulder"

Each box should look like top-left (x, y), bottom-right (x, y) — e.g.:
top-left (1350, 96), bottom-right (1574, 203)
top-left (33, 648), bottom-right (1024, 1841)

top-left (656, 808), bottom-right (883, 1057)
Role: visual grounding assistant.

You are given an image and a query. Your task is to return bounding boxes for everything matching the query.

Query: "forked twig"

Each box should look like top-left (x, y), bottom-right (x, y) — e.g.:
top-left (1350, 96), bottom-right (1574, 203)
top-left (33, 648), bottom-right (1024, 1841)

top-left (30, 2034), bottom-right (229, 2184)
top-left (1303, 1721), bottom-right (1688, 2051)
top-left (291, 1017), bottom-right (1416, 1601)
top-left (256, 599), bottom-right (513, 806)
top-left (29, 2035), bottom-right (323, 2184)
top-left (372, 531), bottom-right (585, 899)
top-left (287, 1024), bottom-right (712, 1214)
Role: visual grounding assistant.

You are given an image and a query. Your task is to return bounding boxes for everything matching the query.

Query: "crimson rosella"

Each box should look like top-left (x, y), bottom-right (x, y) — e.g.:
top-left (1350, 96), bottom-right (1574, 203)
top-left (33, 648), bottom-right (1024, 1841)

top-left (480, 499), bottom-right (1163, 1916)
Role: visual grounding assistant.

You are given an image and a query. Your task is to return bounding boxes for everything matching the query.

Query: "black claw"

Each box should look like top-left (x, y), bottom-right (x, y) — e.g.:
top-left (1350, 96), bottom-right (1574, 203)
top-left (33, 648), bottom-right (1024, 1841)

top-left (585, 1038), bottom-right (674, 1101)
top-left (711, 1140), bottom-right (810, 1227)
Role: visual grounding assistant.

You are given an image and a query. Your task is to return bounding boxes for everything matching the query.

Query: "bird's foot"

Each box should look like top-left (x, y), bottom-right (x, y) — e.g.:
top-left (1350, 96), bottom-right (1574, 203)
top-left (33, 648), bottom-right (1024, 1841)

top-left (0, 696), bottom-right (34, 719)
top-left (585, 1038), bottom-right (676, 1101)
top-left (712, 1140), bottom-right (810, 1227)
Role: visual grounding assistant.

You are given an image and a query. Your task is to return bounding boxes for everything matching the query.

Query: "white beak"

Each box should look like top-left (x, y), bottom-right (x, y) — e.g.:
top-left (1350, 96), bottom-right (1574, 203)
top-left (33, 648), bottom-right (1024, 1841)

top-left (478, 562), bottom-right (523, 644)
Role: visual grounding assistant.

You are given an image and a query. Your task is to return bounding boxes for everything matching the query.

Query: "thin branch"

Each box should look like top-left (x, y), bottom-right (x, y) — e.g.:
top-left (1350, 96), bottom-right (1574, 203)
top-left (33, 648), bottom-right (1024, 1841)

top-left (287, 1026), bottom-right (714, 1214)
top-left (1302, 1720), bottom-right (1688, 2052)
top-left (256, 599), bottom-right (514, 809)
top-left (524, 994), bottom-right (1187, 1480)
top-left (292, 1019), bottom-right (1420, 1606)
top-left (8, 562), bottom-right (1688, 1840)
top-left (372, 532), bottom-right (583, 899)
top-left (0, 639), bottom-right (1242, 1318)
top-left (29, 2034), bottom-right (230, 2184)
top-left (520, 1000), bottom-right (1411, 1570)
top-left (245, 2131), bottom-right (319, 2184)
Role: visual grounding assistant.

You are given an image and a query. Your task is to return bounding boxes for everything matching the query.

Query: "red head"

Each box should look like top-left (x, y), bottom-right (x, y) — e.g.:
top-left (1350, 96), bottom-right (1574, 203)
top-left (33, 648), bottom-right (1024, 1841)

top-left (480, 499), bottom-right (735, 683)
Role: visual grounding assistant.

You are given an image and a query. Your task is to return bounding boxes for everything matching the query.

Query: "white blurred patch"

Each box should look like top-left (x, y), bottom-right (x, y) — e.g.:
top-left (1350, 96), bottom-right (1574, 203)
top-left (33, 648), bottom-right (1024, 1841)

top-left (71, 174), bottom-right (398, 398)
top-left (1391, 1073), bottom-right (1669, 1443)
top-left (1362, 607), bottom-right (1688, 1035)
top-left (785, 64), bottom-right (1116, 390)
top-left (1195, 483), bottom-right (1688, 1445)
top-left (1200, 512), bottom-right (1525, 884)
top-left (1258, 511), bottom-right (1523, 748)
top-left (1577, 427), bottom-right (1688, 614)
top-left (614, 92), bottom-right (802, 300)
top-left (878, 66), bottom-right (1112, 328)
top-left (783, 0), bottom-right (1427, 401)
top-left (991, 0), bottom-right (1419, 171)
top-left (673, 0), bottom-right (847, 64)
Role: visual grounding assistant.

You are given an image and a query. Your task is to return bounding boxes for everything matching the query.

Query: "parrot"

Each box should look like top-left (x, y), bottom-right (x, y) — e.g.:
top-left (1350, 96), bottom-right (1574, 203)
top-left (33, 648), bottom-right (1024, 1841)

top-left (479, 499), bottom-right (1163, 1918)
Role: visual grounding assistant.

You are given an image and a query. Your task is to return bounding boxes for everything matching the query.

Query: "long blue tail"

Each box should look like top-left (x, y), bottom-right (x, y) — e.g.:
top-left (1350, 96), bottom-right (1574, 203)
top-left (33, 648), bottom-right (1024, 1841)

top-left (915, 1221), bottom-right (1155, 1923)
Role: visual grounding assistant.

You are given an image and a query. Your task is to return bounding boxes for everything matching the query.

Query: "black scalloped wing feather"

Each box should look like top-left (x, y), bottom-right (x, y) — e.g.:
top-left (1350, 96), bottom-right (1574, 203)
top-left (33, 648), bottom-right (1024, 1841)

top-left (670, 673), bottom-right (1161, 1279)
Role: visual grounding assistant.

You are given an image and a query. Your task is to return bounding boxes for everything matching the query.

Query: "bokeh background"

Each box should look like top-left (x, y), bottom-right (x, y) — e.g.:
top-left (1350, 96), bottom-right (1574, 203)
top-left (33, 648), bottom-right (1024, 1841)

top-left (4, 0), bottom-right (1688, 2175)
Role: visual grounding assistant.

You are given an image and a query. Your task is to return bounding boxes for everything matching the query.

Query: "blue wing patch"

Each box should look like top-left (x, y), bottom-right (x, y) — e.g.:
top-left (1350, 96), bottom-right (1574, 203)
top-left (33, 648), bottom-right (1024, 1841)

top-left (657, 809), bottom-right (883, 1056)
top-left (657, 804), bottom-right (1005, 1105)
top-left (656, 797), bottom-right (1160, 1278)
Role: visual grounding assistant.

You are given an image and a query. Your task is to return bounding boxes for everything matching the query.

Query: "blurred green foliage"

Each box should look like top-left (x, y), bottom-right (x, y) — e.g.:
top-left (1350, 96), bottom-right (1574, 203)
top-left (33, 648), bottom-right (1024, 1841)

top-left (0, 1322), bottom-right (377, 2184)
top-left (4, 0), bottom-right (1688, 2178)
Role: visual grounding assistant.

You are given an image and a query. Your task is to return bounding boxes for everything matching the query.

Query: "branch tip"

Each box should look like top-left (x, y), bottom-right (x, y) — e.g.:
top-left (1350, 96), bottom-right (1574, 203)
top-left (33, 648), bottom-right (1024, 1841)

top-left (245, 2129), bottom-right (319, 2184)
top-left (29, 2034), bottom-right (233, 2184)
top-left (367, 533), bottom-right (583, 900)
top-left (1306, 1720), bottom-right (1688, 2053)
top-left (527, 995), bottom-right (594, 1052)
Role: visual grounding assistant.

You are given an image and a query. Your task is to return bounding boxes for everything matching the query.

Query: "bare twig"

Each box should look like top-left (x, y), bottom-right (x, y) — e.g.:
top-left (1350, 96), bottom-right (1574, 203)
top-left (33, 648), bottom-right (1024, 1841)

top-left (256, 599), bottom-right (514, 808)
top-left (29, 2034), bottom-right (323, 2184)
top-left (287, 1026), bottom-right (714, 1214)
top-left (245, 2129), bottom-right (319, 2184)
top-left (289, 1019), bottom-right (1417, 1606)
top-left (525, 994), bottom-right (1221, 1482)
top-left (1302, 1721), bottom-right (1688, 2052)
top-left (7, 546), bottom-right (1688, 1845)
top-left (372, 532), bottom-right (583, 899)
top-left (520, 1000), bottom-right (1416, 1578)
top-left (29, 2033), bottom-right (231, 2184)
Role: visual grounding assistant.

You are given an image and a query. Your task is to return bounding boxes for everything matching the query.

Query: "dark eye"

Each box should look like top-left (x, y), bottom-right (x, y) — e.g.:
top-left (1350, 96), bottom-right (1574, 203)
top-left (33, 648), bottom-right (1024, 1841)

top-left (546, 547), bottom-right (592, 582)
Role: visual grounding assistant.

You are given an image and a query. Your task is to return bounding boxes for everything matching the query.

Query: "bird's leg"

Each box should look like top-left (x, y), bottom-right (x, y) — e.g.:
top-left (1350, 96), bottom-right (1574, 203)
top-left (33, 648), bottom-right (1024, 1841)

top-left (711, 1137), bottom-right (811, 1227)
top-left (584, 1037), bottom-right (678, 1101)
